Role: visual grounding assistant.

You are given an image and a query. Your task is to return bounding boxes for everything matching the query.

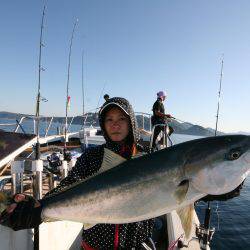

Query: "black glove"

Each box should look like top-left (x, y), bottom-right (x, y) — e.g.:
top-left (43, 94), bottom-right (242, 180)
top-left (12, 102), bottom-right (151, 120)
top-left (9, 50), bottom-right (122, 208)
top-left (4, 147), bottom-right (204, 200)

top-left (0, 194), bottom-right (43, 231)
top-left (198, 181), bottom-right (244, 203)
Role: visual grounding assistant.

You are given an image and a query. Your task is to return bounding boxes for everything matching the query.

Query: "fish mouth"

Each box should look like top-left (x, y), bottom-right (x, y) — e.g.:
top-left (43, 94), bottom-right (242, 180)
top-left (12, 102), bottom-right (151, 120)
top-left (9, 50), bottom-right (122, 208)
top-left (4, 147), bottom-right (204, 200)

top-left (190, 161), bottom-right (250, 196)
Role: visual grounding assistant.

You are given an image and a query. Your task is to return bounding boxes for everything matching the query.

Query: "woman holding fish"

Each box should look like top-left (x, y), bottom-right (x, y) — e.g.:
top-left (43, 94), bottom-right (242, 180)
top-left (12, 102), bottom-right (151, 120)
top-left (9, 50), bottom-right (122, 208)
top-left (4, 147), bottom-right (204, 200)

top-left (0, 97), bottom-right (156, 250)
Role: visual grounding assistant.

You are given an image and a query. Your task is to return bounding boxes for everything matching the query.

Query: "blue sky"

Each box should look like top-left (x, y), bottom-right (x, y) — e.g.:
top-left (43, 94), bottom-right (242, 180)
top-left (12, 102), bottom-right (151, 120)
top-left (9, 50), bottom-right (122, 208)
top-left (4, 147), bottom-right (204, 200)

top-left (0, 1), bottom-right (249, 133)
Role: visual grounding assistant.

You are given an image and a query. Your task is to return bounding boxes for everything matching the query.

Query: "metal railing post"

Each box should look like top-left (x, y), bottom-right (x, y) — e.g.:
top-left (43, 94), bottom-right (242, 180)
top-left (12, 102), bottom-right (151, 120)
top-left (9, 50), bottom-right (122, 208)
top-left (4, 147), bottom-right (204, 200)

top-left (14, 116), bottom-right (26, 132)
top-left (45, 116), bottom-right (54, 137)
top-left (11, 161), bottom-right (24, 194)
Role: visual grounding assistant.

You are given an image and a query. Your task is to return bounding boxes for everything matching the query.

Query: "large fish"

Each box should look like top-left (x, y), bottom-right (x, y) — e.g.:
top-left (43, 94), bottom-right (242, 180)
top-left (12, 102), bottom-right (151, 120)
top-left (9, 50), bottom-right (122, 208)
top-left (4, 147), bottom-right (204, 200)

top-left (1, 135), bottom-right (250, 237)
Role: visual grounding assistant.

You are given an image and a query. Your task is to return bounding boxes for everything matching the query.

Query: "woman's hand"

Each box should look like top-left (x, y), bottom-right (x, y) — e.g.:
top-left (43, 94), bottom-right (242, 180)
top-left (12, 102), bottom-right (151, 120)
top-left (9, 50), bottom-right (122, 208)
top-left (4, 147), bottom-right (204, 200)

top-left (5, 194), bottom-right (40, 212)
top-left (0, 193), bottom-right (42, 231)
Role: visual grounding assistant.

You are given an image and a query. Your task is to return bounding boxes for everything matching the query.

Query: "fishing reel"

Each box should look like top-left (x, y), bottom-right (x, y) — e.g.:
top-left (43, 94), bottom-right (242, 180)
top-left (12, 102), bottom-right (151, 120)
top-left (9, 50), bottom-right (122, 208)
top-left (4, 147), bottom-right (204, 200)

top-left (196, 224), bottom-right (215, 250)
top-left (63, 149), bottom-right (72, 162)
top-left (46, 152), bottom-right (63, 174)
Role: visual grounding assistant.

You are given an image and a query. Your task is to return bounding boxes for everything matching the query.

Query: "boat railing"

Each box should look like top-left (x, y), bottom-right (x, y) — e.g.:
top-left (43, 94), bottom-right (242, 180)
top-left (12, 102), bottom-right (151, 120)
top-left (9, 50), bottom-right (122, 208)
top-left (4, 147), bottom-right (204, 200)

top-left (65, 116), bottom-right (75, 133)
top-left (150, 123), bottom-right (173, 150)
top-left (80, 113), bottom-right (99, 129)
top-left (44, 117), bottom-right (54, 137)
top-left (0, 116), bottom-right (33, 134)
top-left (0, 115), bottom-right (78, 137)
top-left (135, 112), bottom-right (152, 131)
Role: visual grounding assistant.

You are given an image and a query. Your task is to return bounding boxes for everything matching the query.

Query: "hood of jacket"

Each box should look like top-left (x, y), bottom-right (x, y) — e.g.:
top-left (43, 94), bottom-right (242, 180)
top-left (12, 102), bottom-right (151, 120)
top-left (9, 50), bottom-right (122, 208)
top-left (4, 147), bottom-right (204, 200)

top-left (98, 97), bottom-right (140, 145)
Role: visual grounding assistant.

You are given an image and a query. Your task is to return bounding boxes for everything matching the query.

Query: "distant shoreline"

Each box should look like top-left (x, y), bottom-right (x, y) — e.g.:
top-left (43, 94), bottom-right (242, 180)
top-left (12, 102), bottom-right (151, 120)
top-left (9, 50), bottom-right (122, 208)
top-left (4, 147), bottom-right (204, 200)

top-left (0, 111), bottom-right (224, 137)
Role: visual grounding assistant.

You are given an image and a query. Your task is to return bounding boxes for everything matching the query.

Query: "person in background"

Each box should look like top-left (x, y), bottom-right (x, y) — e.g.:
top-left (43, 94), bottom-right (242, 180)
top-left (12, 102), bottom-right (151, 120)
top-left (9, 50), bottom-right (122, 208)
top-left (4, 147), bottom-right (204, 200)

top-left (151, 91), bottom-right (174, 148)
top-left (0, 97), bottom-right (156, 250)
top-left (103, 94), bottom-right (110, 102)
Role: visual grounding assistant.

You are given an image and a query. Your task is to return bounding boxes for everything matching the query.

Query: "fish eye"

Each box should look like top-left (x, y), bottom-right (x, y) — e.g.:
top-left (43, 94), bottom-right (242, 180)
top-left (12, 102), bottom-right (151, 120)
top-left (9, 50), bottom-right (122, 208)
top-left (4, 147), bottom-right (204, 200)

top-left (227, 149), bottom-right (242, 161)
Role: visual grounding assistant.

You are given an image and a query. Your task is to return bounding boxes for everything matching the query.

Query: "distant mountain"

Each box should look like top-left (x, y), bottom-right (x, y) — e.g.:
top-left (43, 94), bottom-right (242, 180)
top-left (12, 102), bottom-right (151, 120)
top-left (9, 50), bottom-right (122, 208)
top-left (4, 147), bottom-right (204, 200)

top-left (0, 111), bottom-right (32, 119)
top-left (183, 125), bottom-right (216, 136)
top-left (0, 111), bottom-right (224, 136)
top-left (235, 131), bottom-right (250, 135)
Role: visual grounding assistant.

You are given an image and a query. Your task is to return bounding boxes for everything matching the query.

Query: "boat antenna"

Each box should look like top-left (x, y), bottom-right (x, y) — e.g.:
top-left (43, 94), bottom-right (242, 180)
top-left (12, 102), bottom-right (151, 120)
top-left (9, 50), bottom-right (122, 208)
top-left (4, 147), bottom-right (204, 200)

top-left (214, 55), bottom-right (224, 136)
top-left (64, 19), bottom-right (78, 151)
top-left (35, 5), bottom-right (46, 160)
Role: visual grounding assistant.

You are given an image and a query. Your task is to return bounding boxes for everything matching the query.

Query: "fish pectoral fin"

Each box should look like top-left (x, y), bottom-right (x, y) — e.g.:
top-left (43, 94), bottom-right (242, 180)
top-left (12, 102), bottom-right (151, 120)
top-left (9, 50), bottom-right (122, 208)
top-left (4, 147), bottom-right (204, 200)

top-left (83, 223), bottom-right (96, 230)
top-left (0, 191), bottom-right (9, 214)
top-left (43, 218), bottom-right (58, 223)
top-left (100, 148), bottom-right (127, 173)
top-left (174, 180), bottom-right (189, 204)
top-left (0, 191), bottom-right (8, 203)
top-left (176, 204), bottom-right (194, 239)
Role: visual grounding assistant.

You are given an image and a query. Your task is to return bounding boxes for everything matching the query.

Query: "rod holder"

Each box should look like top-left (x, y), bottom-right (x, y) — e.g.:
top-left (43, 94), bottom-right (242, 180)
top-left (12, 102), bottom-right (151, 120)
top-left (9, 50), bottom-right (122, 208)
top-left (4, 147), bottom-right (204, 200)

top-left (32, 160), bottom-right (43, 200)
top-left (11, 161), bottom-right (24, 195)
top-left (60, 160), bottom-right (68, 178)
top-left (48, 173), bottom-right (55, 190)
top-left (68, 159), bottom-right (76, 171)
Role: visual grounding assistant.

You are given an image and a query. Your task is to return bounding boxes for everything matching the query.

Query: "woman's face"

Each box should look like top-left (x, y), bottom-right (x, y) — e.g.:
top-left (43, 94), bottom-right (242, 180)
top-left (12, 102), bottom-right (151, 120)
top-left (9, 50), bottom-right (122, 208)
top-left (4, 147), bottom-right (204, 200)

top-left (104, 107), bottom-right (130, 142)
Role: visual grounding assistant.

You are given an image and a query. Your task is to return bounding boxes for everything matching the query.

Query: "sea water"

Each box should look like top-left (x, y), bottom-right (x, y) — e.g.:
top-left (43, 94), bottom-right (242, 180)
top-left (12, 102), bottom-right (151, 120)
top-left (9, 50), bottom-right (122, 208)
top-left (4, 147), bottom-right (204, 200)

top-left (196, 178), bottom-right (250, 250)
top-left (0, 118), bottom-right (82, 135)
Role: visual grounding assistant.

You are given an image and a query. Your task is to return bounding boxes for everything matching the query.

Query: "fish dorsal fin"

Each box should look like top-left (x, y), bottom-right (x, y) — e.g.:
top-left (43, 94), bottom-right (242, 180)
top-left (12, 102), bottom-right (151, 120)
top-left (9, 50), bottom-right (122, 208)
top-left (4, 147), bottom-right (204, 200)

top-left (79, 149), bottom-right (126, 230)
top-left (76, 149), bottom-right (126, 230)
top-left (100, 148), bottom-right (127, 173)
top-left (43, 148), bottom-right (127, 202)
top-left (177, 203), bottom-right (194, 239)
top-left (173, 180), bottom-right (189, 204)
top-left (83, 223), bottom-right (95, 230)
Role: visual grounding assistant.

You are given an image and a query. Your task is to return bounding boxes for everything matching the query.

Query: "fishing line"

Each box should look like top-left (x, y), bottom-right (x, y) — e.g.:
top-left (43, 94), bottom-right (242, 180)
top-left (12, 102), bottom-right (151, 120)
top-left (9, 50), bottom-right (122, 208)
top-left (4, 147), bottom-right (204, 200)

top-left (90, 81), bottom-right (107, 126)
top-left (96, 81), bottom-right (107, 111)
top-left (215, 201), bottom-right (220, 230)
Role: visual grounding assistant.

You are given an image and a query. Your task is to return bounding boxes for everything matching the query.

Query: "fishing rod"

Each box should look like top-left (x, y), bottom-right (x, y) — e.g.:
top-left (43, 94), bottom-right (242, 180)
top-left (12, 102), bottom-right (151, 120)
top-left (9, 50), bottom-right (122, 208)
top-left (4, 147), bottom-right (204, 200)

top-left (35, 5), bottom-right (46, 160)
top-left (34, 5), bottom-right (47, 250)
top-left (199, 56), bottom-right (224, 249)
top-left (170, 117), bottom-right (185, 123)
top-left (214, 55), bottom-right (224, 136)
top-left (81, 50), bottom-right (90, 149)
top-left (81, 50), bottom-right (85, 126)
top-left (64, 19), bottom-right (78, 153)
